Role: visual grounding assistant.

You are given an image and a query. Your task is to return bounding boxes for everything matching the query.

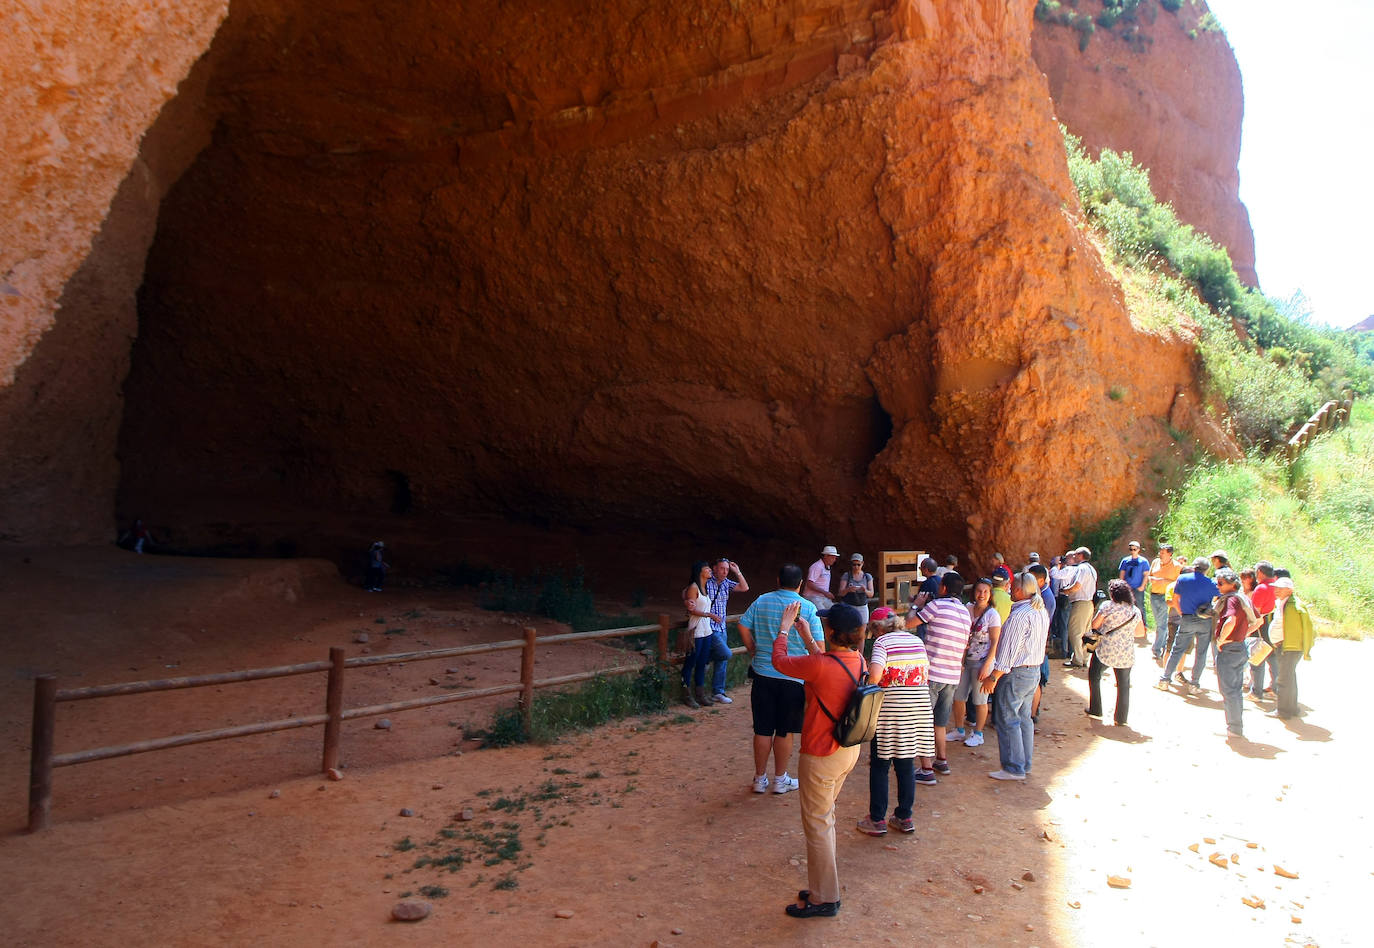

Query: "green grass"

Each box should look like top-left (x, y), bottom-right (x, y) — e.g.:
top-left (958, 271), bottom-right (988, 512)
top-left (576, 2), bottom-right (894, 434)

top-left (473, 664), bottom-right (669, 747)
top-left (1156, 401), bottom-right (1374, 638)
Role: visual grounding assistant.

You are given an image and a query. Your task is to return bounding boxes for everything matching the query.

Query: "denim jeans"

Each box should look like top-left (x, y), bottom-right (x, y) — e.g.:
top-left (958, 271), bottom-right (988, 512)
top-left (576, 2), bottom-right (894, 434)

top-left (993, 666), bottom-right (1038, 776)
top-left (868, 742), bottom-right (915, 821)
top-left (1162, 615), bottom-right (1211, 684)
top-left (1248, 619), bottom-right (1281, 695)
top-left (1149, 593), bottom-right (1169, 657)
top-left (682, 635), bottom-right (713, 687)
top-left (1216, 641), bottom-right (1248, 736)
top-left (1275, 649), bottom-right (1303, 718)
top-left (1051, 595), bottom-right (1070, 655)
top-left (708, 628), bottom-right (733, 695)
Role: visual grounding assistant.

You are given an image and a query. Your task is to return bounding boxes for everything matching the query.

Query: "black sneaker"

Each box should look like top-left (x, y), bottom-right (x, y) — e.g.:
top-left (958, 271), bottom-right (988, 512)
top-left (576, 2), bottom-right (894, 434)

top-left (933, 758), bottom-right (950, 775)
top-left (914, 770), bottom-right (938, 786)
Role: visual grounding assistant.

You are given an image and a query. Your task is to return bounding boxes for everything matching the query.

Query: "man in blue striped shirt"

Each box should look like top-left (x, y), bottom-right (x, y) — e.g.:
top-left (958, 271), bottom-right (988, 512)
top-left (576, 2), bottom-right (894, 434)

top-left (980, 573), bottom-right (1050, 780)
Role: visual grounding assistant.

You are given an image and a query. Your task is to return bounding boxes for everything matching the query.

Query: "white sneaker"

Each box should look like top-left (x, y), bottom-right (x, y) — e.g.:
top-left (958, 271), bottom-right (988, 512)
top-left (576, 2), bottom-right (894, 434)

top-left (752, 774), bottom-right (770, 794)
top-left (772, 773), bottom-right (799, 794)
top-left (987, 770), bottom-right (1026, 781)
top-left (964, 731), bottom-right (985, 747)
top-left (947, 727), bottom-right (966, 741)
top-left (711, 693), bottom-right (733, 704)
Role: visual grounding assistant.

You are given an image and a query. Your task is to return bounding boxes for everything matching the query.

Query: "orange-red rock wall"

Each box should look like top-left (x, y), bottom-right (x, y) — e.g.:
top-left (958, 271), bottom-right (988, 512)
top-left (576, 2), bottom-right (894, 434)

top-left (1031, 1), bottom-right (1257, 283)
top-left (109, 0), bottom-right (1187, 562)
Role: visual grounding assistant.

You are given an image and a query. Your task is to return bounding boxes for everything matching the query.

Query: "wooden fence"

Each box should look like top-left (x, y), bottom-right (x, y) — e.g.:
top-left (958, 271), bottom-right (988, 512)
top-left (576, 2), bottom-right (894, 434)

top-left (28, 612), bottom-right (744, 832)
top-left (1286, 389), bottom-right (1355, 460)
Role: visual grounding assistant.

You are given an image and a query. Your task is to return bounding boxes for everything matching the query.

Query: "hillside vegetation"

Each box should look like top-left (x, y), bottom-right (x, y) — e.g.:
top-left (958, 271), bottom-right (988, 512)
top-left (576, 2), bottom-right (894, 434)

top-left (1065, 132), bottom-right (1373, 637)
top-left (1065, 130), bottom-right (1372, 449)
top-left (1156, 402), bottom-right (1374, 638)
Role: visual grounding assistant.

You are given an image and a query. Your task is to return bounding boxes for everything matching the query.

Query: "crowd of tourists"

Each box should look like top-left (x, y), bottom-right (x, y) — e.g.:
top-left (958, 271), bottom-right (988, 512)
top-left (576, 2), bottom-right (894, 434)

top-left (680, 541), bottom-right (1318, 920)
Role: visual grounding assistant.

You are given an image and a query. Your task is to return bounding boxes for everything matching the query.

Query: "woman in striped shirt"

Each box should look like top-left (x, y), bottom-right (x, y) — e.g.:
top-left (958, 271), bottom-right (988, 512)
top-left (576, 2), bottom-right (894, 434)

top-left (856, 607), bottom-right (936, 836)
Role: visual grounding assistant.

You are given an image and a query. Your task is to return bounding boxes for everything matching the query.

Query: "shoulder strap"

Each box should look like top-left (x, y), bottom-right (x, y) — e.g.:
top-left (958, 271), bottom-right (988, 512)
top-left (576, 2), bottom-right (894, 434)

top-left (814, 652), bottom-right (865, 725)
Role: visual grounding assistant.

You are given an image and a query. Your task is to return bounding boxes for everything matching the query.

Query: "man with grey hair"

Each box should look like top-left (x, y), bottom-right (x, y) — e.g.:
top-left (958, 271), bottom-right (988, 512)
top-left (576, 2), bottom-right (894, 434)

top-left (1212, 567), bottom-right (1252, 740)
top-left (1060, 548), bottom-right (1097, 669)
top-left (1158, 557), bottom-right (1219, 695)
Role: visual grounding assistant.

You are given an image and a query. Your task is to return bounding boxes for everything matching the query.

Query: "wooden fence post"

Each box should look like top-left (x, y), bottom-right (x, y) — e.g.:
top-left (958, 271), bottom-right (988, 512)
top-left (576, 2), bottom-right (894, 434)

top-left (657, 614), bottom-right (671, 665)
top-left (28, 675), bottom-right (56, 832)
top-left (520, 627), bottom-right (537, 735)
top-left (322, 647), bottom-right (346, 773)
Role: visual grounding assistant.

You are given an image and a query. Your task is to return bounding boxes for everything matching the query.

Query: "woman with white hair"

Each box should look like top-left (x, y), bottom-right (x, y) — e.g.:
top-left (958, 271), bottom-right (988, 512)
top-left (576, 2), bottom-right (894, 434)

top-left (979, 572), bottom-right (1049, 781)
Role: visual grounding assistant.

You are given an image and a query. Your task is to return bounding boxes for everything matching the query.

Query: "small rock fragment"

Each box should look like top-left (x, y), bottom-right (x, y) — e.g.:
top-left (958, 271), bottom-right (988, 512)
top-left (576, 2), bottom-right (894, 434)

top-left (1208, 853), bottom-right (1229, 869)
top-left (431, 784), bottom-right (444, 790)
top-left (554, 909), bottom-right (574, 919)
top-left (392, 901), bottom-right (431, 922)
top-left (1273, 865), bottom-right (1299, 879)
top-left (458, 807), bottom-right (474, 821)
top-left (1241, 896), bottom-right (1266, 910)
top-left (1230, 853), bottom-right (1240, 864)
top-left (1039, 829), bottom-right (1054, 842)
top-left (1067, 900), bottom-right (1081, 909)
top-left (671, 928), bottom-right (684, 935)
top-left (1022, 870), bottom-right (1036, 882)
top-left (637, 912), bottom-right (646, 918)
top-left (399, 808), bottom-right (413, 818)
top-left (1291, 916), bottom-right (1302, 924)
top-left (446, 667), bottom-right (460, 674)
top-left (269, 789), bottom-right (281, 799)
top-left (1011, 882), bottom-right (1025, 891)
top-left (1245, 842), bottom-right (1258, 849)
top-left (354, 632), bottom-right (369, 644)
top-left (376, 719), bottom-right (392, 730)
top-left (327, 768), bottom-right (344, 781)
top-left (1025, 924), bottom-right (1034, 931)
top-left (429, 677), bottom-right (440, 686)
top-left (972, 886), bottom-right (984, 894)
top-left (1107, 876), bottom-right (1131, 889)
top-left (966, 914), bottom-right (983, 921)
top-left (1203, 837), bottom-right (1216, 844)
top-left (883, 844), bottom-right (899, 852)
top-left (1187, 843), bottom-right (1199, 853)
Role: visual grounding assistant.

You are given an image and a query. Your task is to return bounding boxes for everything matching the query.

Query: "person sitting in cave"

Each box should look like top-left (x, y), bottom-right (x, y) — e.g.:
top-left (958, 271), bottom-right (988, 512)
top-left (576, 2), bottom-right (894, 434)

top-left (119, 518), bottom-right (157, 554)
top-left (364, 541), bottom-right (389, 592)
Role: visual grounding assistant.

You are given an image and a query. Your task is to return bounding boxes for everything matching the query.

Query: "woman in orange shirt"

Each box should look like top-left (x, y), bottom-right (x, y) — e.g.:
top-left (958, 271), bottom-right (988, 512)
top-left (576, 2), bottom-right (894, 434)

top-left (772, 600), bottom-right (865, 918)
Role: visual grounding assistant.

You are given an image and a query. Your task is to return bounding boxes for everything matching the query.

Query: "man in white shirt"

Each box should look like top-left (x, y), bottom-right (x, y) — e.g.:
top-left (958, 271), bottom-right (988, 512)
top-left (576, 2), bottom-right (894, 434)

top-left (804, 545), bottom-right (839, 614)
top-left (1060, 547), bottom-right (1098, 669)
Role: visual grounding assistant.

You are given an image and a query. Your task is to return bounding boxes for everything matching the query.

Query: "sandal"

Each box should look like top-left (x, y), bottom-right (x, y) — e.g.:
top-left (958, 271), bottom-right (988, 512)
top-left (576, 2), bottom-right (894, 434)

top-left (786, 900), bottom-right (839, 918)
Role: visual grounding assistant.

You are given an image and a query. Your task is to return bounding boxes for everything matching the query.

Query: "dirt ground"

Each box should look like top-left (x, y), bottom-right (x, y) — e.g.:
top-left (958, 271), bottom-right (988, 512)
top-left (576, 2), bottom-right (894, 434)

top-left (0, 548), bottom-right (1366, 946)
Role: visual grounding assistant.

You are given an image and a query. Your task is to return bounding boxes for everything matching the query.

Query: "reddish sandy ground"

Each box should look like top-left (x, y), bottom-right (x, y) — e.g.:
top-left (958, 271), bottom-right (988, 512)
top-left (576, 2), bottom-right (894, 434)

top-left (0, 548), bottom-right (1367, 946)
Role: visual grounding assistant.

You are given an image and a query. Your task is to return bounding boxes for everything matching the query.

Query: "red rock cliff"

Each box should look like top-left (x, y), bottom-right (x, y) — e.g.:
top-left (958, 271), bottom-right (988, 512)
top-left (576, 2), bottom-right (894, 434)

top-left (1032, 1), bottom-right (1257, 283)
top-left (4, 0), bottom-right (1197, 567)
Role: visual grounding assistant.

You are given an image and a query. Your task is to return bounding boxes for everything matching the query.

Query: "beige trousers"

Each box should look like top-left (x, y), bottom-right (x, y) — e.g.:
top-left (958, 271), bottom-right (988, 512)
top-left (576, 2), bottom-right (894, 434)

top-left (1068, 599), bottom-right (1094, 665)
top-left (798, 744), bottom-right (861, 904)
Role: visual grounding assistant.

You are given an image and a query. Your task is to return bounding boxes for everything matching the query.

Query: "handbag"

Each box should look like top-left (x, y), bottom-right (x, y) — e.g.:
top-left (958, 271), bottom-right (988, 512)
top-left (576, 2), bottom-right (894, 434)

top-left (1246, 637), bottom-right (1274, 667)
top-left (1086, 613), bottom-right (1134, 654)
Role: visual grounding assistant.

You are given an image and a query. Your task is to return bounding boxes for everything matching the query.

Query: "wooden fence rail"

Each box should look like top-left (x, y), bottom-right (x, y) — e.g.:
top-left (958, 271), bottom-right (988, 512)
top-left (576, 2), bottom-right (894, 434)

top-left (27, 611), bottom-right (743, 832)
top-left (1285, 389), bottom-right (1355, 461)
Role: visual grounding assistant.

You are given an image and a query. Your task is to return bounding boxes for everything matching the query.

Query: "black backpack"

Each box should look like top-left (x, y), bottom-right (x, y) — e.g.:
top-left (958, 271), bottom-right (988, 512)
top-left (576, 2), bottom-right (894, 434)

top-left (814, 653), bottom-right (885, 747)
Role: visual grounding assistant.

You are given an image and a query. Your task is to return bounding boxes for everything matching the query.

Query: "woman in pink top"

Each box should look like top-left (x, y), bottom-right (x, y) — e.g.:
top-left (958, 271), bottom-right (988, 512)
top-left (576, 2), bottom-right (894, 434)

top-left (772, 600), bottom-right (865, 919)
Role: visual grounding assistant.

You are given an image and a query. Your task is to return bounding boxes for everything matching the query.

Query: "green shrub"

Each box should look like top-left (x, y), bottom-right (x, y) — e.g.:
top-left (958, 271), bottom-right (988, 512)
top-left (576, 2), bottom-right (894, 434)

top-left (1161, 0), bottom-right (1182, 11)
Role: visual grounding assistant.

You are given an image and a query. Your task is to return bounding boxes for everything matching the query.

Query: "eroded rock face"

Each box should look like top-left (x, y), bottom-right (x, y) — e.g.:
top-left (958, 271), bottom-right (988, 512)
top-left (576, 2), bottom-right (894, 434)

top-left (1032, 2), bottom-right (1257, 284)
top-left (107, 0), bottom-right (1188, 562)
top-left (0, 0), bottom-right (228, 385)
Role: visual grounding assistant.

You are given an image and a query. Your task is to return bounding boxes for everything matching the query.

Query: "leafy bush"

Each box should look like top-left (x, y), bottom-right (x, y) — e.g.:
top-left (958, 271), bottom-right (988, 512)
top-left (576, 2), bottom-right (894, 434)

top-left (1161, 0), bottom-right (1182, 11)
